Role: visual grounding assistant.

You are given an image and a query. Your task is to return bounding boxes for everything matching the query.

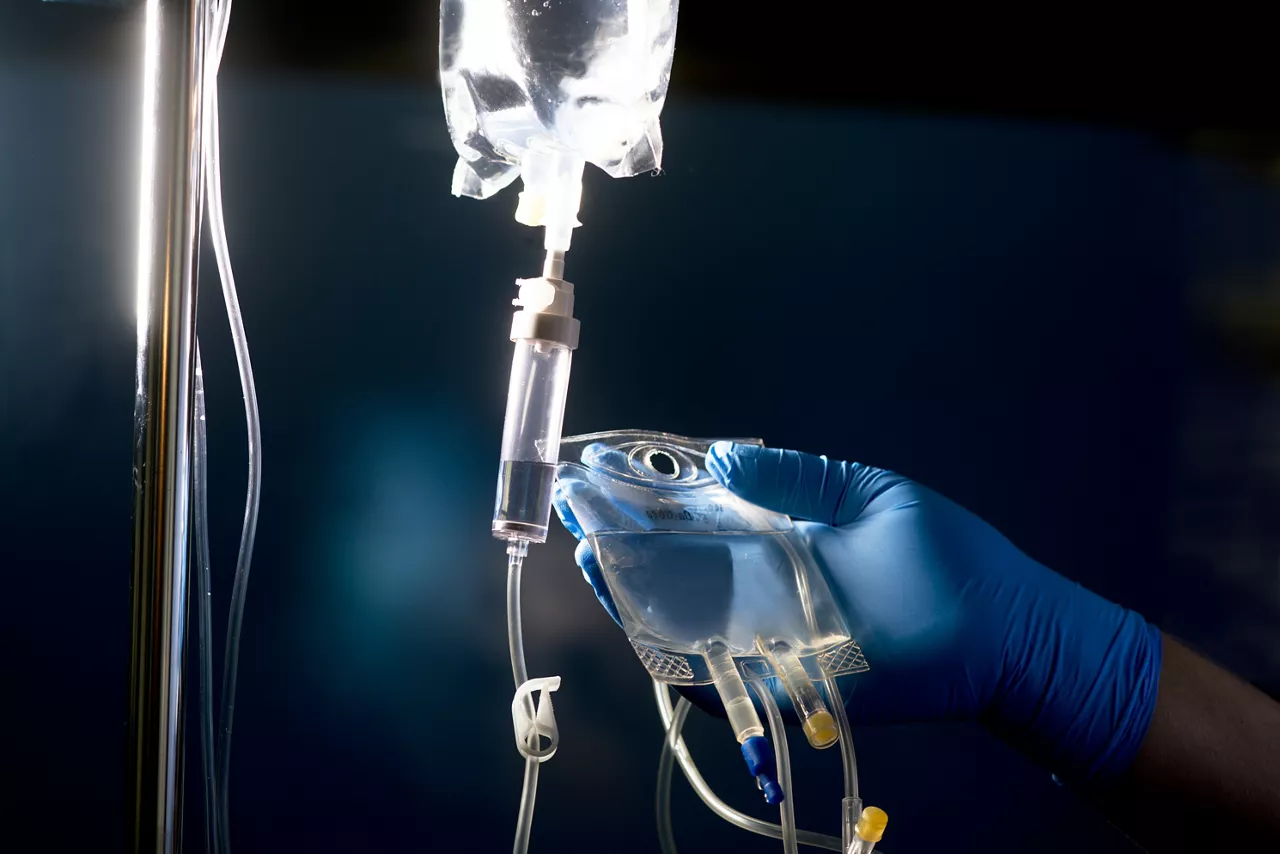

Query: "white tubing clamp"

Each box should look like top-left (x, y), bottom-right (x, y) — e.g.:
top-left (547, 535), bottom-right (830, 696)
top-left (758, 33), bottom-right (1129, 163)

top-left (512, 676), bottom-right (561, 763)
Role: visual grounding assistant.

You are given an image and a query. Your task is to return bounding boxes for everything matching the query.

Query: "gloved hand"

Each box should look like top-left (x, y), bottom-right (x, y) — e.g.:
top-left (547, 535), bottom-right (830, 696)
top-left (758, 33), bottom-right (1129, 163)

top-left (553, 441), bottom-right (1163, 785)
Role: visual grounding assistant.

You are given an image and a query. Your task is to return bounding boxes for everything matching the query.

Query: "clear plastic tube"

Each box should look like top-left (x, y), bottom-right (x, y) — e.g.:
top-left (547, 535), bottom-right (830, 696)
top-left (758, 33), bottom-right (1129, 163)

top-left (493, 339), bottom-right (572, 543)
top-left (192, 2), bottom-right (262, 851)
top-left (704, 642), bottom-right (765, 743)
top-left (651, 682), bottom-right (842, 852)
top-left (826, 677), bottom-right (857, 800)
top-left (765, 640), bottom-right (838, 750)
top-left (513, 756), bottom-right (539, 854)
top-left (822, 675), bottom-right (859, 851)
top-left (750, 678), bottom-right (798, 854)
top-left (193, 349), bottom-right (221, 854)
top-left (507, 541), bottom-right (540, 854)
top-left (655, 696), bottom-right (692, 854)
top-left (194, 7), bottom-right (233, 852)
top-left (781, 520), bottom-right (861, 836)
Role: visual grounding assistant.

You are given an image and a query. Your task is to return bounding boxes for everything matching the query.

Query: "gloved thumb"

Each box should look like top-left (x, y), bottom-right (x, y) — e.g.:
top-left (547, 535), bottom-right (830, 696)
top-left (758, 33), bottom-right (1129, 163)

top-left (706, 442), bottom-right (911, 526)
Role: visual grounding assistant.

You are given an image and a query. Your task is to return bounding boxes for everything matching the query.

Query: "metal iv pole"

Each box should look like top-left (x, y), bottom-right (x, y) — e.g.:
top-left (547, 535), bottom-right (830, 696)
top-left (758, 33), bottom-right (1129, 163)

top-left (126, 0), bottom-right (209, 850)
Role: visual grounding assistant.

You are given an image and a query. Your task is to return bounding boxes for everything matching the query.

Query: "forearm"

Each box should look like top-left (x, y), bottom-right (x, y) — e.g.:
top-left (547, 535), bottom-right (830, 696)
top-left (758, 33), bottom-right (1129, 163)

top-left (1086, 634), bottom-right (1280, 852)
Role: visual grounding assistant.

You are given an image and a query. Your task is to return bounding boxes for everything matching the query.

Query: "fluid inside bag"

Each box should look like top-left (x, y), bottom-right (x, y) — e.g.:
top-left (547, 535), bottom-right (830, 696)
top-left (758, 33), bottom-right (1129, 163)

top-left (589, 529), bottom-right (849, 658)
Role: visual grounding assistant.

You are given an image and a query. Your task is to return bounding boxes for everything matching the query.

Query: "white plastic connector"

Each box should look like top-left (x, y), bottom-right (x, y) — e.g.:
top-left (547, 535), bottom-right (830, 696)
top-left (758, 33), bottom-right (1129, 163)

top-left (512, 676), bottom-right (561, 763)
top-left (515, 149), bottom-right (585, 252)
top-left (513, 278), bottom-right (558, 313)
top-left (705, 642), bottom-right (765, 743)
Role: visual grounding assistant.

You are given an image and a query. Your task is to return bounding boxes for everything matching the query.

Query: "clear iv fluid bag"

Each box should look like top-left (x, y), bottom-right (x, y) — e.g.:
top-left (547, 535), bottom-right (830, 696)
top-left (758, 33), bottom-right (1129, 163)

top-left (556, 432), bottom-right (870, 686)
top-left (440, 0), bottom-right (680, 200)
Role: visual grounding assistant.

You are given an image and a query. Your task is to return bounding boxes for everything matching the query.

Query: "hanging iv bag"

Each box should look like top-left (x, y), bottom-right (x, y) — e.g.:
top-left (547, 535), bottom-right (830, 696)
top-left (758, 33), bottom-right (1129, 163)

top-left (439, 0), bottom-right (680, 208)
top-left (555, 431), bottom-right (871, 686)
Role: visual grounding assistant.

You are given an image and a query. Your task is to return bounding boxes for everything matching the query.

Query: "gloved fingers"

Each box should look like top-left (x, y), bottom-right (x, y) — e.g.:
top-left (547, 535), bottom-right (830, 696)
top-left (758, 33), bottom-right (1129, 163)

top-left (554, 449), bottom-right (660, 534)
top-left (574, 539), bottom-right (623, 628)
top-left (580, 442), bottom-right (633, 473)
top-left (707, 441), bottom-right (913, 526)
top-left (551, 480), bottom-right (585, 540)
top-left (554, 477), bottom-right (629, 629)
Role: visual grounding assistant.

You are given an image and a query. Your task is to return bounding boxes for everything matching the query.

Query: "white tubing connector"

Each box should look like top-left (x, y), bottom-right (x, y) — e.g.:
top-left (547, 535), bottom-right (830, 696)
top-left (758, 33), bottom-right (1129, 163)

top-left (515, 149), bottom-right (585, 252)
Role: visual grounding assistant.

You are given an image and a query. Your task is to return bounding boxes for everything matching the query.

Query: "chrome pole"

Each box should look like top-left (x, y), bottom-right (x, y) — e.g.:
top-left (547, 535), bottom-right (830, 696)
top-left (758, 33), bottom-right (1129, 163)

top-left (127, 0), bottom-right (208, 851)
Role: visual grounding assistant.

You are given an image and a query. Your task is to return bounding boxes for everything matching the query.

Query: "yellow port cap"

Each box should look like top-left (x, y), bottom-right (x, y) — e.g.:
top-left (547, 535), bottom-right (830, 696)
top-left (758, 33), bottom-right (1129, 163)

top-left (855, 806), bottom-right (888, 843)
top-left (802, 711), bottom-right (839, 749)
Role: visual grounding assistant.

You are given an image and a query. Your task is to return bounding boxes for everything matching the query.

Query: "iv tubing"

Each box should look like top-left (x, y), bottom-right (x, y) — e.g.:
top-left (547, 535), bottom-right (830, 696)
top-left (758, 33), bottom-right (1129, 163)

top-left (193, 350), bottom-right (221, 854)
top-left (750, 678), bottom-right (799, 854)
top-left (777, 534), bottom-right (858, 800)
top-left (776, 526), bottom-right (861, 841)
top-left (508, 542), bottom-right (539, 854)
top-left (656, 696), bottom-right (692, 854)
top-left (824, 676), bottom-right (858, 802)
top-left (651, 682), bottom-right (842, 852)
top-left (819, 676), bottom-right (860, 804)
top-left (190, 0), bottom-right (263, 849)
top-left (823, 676), bottom-right (860, 852)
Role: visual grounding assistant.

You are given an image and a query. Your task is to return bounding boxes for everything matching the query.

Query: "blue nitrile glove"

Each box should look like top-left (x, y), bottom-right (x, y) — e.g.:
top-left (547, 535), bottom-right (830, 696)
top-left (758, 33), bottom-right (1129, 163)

top-left (553, 441), bottom-right (1163, 785)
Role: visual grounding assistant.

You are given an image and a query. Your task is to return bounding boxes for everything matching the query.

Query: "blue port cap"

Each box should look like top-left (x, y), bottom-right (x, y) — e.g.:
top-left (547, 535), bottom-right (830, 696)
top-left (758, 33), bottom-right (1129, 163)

top-left (740, 736), bottom-right (785, 805)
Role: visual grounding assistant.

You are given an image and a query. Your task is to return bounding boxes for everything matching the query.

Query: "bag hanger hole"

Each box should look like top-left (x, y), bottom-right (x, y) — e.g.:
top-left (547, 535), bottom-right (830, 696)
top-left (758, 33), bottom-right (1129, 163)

top-left (645, 450), bottom-right (679, 478)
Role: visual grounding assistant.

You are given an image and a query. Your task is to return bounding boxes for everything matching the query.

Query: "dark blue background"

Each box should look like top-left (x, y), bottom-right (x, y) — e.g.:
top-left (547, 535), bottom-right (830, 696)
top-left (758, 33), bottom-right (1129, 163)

top-left (3, 65), bottom-right (1279, 852)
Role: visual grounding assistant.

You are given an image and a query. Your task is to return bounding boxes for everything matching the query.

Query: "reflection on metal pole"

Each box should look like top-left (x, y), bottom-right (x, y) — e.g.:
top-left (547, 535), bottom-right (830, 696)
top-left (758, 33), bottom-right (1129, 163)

top-left (126, 0), bottom-right (208, 851)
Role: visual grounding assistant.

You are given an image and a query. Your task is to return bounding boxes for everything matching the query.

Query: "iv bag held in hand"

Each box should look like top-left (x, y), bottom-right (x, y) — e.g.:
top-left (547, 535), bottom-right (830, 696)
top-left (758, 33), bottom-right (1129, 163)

top-left (439, 0), bottom-right (679, 200)
top-left (555, 431), bottom-right (870, 687)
